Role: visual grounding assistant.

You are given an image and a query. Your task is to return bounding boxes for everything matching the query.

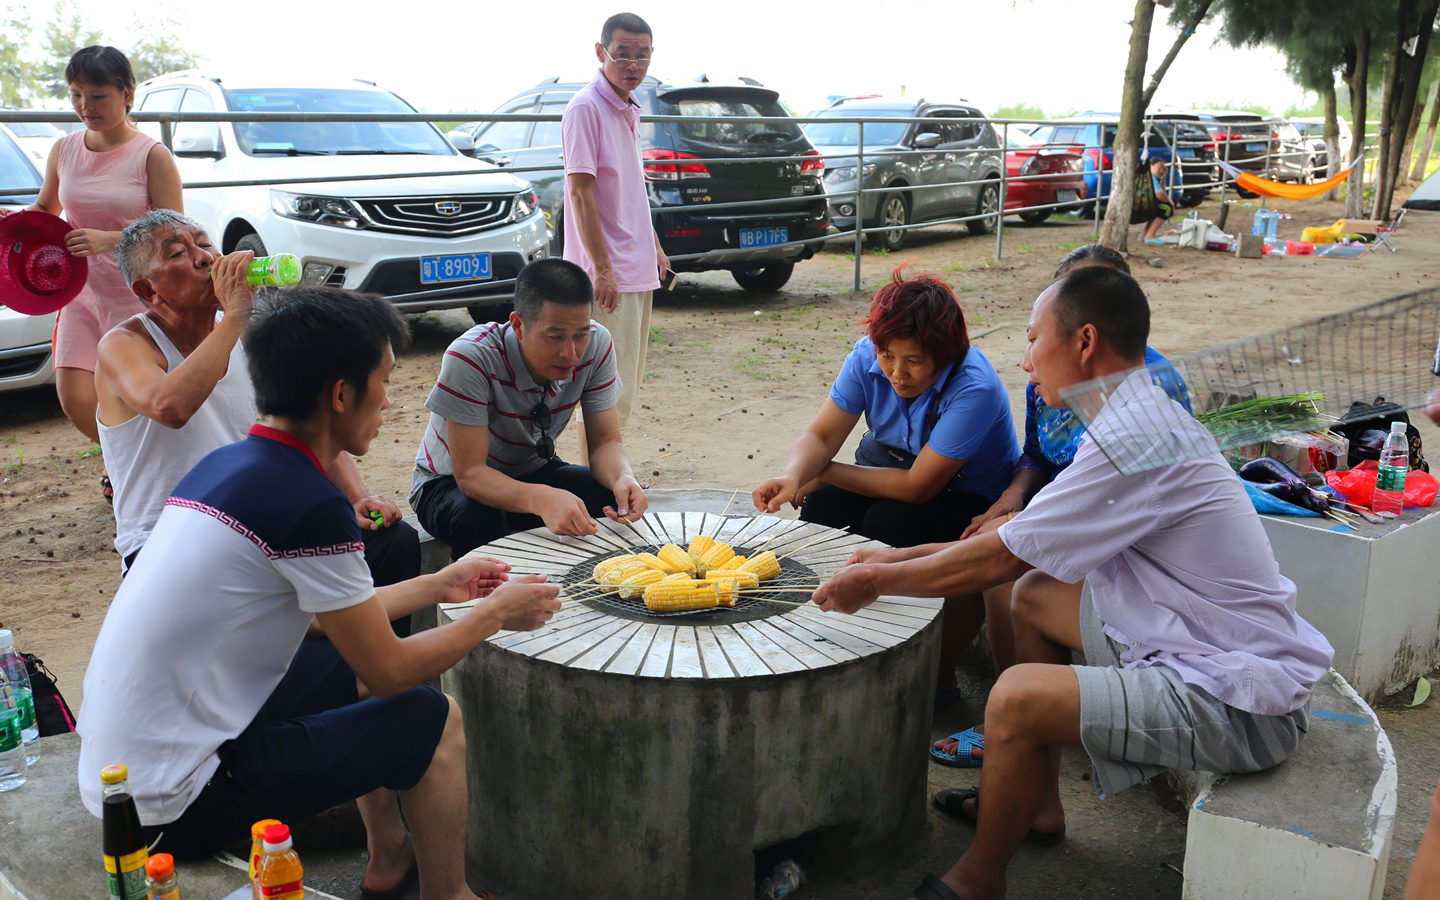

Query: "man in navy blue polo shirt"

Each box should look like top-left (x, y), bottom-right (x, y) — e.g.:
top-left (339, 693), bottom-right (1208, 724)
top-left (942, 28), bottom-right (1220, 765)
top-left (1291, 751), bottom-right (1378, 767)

top-left (78, 287), bottom-right (561, 900)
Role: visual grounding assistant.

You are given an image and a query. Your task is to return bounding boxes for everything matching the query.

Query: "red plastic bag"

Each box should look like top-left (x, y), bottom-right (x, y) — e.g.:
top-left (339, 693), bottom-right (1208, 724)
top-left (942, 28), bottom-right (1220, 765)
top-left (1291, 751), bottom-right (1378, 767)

top-left (1325, 461), bottom-right (1439, 508)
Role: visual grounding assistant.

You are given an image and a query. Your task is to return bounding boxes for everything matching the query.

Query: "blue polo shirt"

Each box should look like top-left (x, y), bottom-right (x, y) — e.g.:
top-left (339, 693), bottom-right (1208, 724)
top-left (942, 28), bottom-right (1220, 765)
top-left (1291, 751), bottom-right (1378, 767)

top-left (830, 337), bottom-right (1018, 501)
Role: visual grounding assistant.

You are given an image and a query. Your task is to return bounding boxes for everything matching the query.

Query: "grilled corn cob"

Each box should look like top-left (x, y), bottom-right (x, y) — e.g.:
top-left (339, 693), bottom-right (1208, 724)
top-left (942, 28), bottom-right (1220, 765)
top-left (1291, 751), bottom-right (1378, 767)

top-left (618, 568), bottom-right (666, 599)
top-left (704, 571), bottom-right (760, 598)
top-left (715, 555), bottom-right (747, 571)
top-left (635, 552), bottom-right (675, 573)
top-left (657, 544), bottom-right (698, 576)
top-left (687, 535), bottom-right (716, 557)
top-left (699, 542), bottom-right (736, 569)
top-left (596, 557), bottom-right (645, 585)
top-left (642, 580), bottom-right (732, 611)
top-left (739, 551), bottom-right (781, 581)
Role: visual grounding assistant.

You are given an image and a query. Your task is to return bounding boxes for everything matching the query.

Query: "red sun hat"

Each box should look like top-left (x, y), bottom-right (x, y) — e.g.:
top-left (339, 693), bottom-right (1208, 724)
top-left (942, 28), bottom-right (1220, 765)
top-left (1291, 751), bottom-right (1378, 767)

top-left (0, 210), bottom-right (88, 316)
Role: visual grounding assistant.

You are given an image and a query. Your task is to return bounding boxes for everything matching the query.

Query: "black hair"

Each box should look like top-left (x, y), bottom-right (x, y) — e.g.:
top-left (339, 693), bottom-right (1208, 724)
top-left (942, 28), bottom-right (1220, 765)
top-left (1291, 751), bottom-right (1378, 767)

top-left (601, 12), bottom-right (652, 46)
top-left (246, 287), bottom-right (410, 420)
top-left (1051, 266), bottom-right (1149, 362)
top-left (514, 258), bottom-right (594, 323)
top-left (65, 46), bottom-right (136, 103)
top-left (1053, 243), bottom-right (1131, 280)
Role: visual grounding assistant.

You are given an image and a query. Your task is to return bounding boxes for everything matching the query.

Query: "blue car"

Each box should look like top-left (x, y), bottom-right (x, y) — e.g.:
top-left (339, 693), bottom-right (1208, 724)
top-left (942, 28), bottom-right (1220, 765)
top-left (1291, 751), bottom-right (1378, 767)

top-left (1027, 113), bottom-right (1215, 209)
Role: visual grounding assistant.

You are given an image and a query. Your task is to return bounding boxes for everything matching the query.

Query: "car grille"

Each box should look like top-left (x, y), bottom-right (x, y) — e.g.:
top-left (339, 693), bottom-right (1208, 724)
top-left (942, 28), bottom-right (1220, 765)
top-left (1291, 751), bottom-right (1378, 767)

top-left (359, 253), bottom-right (525, 299)
top-left (0, 350), bottom-right (49, 380)
top-left (354, 195), bottom-right (514, 237)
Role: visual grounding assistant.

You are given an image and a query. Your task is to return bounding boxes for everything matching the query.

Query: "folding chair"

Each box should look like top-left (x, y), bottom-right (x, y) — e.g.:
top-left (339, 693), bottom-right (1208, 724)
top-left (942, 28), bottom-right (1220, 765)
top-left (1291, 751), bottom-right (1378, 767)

top-left (1374, 208), bottom-right (1407, 253)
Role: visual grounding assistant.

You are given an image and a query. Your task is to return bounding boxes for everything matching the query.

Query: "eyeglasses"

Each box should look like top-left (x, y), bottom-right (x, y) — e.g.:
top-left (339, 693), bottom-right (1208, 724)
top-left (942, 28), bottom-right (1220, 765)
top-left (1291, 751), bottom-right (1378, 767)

top-left (603, 47), bottom-right (653, 67)
top-left (530, 400), bottom-right (555, 461)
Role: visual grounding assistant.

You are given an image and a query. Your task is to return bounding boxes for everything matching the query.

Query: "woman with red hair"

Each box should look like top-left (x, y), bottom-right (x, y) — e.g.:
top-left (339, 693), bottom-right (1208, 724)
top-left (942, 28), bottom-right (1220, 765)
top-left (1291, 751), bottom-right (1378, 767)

top-left (753, 266), bottom-right (1018, 708)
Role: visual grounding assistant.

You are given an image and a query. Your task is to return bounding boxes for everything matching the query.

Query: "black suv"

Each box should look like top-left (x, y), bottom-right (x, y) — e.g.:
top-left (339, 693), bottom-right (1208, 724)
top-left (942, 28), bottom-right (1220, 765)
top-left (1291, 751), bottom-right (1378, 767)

top-left (802, 97), bottom-right (1005, 251)
top-left (460, 75), bottom-right (829, 292)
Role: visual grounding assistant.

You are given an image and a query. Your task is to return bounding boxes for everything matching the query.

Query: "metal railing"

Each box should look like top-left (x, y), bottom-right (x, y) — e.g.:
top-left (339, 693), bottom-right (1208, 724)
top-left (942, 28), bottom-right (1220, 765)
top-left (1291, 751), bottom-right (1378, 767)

top-left (0, 108), bottom-right (1378, 302)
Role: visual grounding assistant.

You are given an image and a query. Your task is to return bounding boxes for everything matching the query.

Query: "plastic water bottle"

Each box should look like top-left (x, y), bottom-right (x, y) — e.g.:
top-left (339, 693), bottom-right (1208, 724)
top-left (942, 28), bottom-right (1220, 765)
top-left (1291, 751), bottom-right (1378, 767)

top-left (0, 697), bottom-right (24, 791)
top-left (0, 630), bottom-right (38, 765)
top-left (1374, 421), bottom-right (1409, 517)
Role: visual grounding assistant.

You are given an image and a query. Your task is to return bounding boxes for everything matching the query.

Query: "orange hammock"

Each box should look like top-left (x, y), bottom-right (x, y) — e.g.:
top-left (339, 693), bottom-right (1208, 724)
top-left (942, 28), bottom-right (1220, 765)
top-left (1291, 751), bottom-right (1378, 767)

top-left (1216, 157), bottom-right (1365, 200)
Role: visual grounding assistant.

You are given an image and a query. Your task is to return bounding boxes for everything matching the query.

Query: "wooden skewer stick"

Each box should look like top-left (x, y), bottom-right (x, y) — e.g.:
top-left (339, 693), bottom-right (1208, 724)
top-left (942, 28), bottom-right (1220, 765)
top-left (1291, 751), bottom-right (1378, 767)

top-left (726, 513), bottom-right (773, 547)
top-left (611, 517), bottom-right (655, 549)
top-left (706, 490), bottom-right (743, 537)
top-left (777, 526), bottom-right (854, 561)
top-left (751, 519), bottom-right (806, 553)
top-left (589, 526), bottom-right (637, 554)
top-left (736, 587), bottom-right (821, 594)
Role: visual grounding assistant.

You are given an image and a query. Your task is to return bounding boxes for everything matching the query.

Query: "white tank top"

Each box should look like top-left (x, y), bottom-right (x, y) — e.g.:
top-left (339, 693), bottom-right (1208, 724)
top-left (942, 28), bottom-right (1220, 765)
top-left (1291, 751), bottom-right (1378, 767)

top-left (99, 313), bottom-right (257, 560)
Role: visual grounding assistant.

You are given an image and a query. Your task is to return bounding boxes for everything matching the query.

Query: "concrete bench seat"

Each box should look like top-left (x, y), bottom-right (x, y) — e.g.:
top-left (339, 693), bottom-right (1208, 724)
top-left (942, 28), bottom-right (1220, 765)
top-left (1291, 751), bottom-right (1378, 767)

top-left (1178, 669), bottom-right (1397, 900)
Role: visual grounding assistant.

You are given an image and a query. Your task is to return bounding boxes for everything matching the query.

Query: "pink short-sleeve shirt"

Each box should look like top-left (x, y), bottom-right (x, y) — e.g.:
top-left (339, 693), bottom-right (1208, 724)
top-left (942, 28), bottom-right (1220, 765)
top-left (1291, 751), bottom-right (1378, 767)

top-left (561, 68), bottom-right (659, 292)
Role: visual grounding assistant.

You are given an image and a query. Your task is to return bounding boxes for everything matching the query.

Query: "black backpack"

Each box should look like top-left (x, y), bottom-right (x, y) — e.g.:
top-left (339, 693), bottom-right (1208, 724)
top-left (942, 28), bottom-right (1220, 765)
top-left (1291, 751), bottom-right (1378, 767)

top-left (22, 653), bottom-right (76, 736)
top-left (1334, 397), bottom-right (1429, 472)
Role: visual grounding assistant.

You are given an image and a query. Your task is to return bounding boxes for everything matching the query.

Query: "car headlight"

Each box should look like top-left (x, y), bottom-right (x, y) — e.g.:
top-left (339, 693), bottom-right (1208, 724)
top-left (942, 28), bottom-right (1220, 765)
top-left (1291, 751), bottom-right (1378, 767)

top-left (271, 191), bottom-right (365, 229)
top-left (825, 164), bottom-right (875, 184)
top-left (508, 190), bottom-right (539, 223)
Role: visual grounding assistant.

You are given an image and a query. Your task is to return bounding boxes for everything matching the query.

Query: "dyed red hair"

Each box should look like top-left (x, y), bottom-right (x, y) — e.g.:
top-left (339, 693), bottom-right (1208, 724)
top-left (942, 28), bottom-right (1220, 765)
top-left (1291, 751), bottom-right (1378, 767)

top-left (863, 263), bottom-right (969, 367)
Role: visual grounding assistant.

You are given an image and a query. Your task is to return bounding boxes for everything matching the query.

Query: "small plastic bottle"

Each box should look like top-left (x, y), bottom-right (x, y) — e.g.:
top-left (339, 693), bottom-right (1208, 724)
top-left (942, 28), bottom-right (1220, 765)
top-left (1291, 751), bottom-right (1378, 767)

top-left (0, 630), bottom-right (40, 765)
top-left (256, 823), bottom-right (304, 900)
top-left (145, 853), bottom-right (179, 900)
top-left (0, 692), bottom-right (25, 792)
top-left (248, 819), bottom-right (281, 900)
top-left (247, 254), bottom-right (302, 287)
top-left (1373, 420), bottom-right (1410, 517)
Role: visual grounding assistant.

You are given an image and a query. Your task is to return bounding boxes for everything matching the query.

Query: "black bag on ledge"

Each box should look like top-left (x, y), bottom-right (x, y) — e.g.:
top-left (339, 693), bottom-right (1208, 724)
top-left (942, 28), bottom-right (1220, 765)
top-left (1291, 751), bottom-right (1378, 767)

top-left (22, 652), bottom-right (76, 736)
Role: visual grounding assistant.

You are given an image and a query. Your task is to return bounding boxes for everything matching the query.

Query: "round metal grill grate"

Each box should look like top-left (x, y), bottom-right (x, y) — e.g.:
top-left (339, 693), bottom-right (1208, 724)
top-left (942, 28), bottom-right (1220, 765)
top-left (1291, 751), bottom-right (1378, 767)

top-left (560, 546), bottom-right (817, 625)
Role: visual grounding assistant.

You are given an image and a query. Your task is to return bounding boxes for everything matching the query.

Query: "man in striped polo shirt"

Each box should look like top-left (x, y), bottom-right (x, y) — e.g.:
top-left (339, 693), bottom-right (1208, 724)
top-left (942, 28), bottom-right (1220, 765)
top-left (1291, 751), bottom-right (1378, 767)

top-left (410, 259), bottom-right (648, 560)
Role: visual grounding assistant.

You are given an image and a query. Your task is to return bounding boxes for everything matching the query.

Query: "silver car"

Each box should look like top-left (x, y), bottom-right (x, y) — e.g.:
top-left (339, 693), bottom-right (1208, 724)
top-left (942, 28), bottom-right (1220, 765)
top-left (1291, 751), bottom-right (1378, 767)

top-left (0, 126), bottom-right (55, 395)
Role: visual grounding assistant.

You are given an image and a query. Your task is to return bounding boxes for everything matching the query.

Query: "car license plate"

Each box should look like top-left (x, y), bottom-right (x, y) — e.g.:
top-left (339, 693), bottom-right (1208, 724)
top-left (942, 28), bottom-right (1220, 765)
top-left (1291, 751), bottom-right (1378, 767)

top-left (1057, 190), bottom-right (1078, 203)
top-left (1176, 148), bottom-right (1195, 158)
top-left (1245, 142), bottom-right (1267, 152)
top-left (420, 253), bottom-right (492, 284)
top-left (739, 227), bottom-right (788, 249)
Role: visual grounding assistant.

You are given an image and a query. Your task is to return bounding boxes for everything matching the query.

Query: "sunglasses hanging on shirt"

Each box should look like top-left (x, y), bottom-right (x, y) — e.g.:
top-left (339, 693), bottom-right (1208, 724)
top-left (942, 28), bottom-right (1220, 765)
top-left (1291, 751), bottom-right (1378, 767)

top-left (531, 400), bottom-right (555, 461)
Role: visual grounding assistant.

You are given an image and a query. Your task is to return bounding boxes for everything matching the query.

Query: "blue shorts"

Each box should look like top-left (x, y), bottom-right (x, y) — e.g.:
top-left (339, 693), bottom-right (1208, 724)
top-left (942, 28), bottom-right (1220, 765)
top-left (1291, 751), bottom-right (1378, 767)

top-left (143, 638), bottom-right (449, 857)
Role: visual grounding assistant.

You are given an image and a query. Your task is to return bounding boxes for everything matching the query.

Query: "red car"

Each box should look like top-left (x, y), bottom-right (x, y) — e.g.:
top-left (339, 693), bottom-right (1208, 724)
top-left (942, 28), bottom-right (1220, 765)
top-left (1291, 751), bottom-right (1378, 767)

top-left (1003, 129), bottom-right (1087, 223)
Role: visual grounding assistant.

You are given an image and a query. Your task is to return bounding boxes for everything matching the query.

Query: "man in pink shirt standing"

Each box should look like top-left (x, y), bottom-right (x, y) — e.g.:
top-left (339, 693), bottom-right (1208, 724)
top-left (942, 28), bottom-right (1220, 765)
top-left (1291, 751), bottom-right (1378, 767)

top-left (562, 12), bottom-right (670, 435)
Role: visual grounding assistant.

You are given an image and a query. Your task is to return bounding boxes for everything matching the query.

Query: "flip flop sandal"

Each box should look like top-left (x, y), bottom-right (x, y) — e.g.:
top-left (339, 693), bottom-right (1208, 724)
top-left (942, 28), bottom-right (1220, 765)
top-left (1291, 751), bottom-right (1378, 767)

top-left (913, 872), bottom-right (967, 900)
top-left (930, 726), bottom-right (984, 768)
top-left (932, 788), bottom-right (1065, 848)
top-left (359, 862), bottom-right (419, 900)
top-left (100, 475), bottom-right (113, 504)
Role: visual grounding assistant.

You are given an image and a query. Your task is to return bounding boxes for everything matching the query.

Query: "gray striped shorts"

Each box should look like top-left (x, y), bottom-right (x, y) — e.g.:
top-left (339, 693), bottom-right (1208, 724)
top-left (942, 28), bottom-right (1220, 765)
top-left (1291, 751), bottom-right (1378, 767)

top-left (1073, 585), bottom-right (1310, 799)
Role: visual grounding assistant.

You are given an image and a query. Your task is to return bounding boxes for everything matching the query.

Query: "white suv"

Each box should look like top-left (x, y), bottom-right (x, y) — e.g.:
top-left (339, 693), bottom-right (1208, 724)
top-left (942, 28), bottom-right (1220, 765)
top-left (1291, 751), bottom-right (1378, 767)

top-left (134, 73), bottom-right (549, 321)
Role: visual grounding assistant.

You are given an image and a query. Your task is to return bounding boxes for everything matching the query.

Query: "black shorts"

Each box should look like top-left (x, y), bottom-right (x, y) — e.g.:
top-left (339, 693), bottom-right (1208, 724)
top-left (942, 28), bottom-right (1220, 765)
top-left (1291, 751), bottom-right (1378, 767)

top-left (143, 638), bottom-right (449, 858)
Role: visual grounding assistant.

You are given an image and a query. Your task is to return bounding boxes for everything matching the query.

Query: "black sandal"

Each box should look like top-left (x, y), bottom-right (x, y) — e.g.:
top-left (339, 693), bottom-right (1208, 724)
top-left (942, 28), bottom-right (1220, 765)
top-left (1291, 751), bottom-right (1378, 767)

top-left (100, 475), bottom-right (113, 504)
top-left (914, 873), bottom-right (967, 900)
top-left (932, 788), bottom-right (1066, 848)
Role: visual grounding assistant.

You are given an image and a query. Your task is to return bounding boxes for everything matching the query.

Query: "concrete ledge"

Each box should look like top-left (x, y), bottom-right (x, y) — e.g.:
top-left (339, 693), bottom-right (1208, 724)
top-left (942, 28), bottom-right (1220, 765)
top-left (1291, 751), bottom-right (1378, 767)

top-left (1178, 669), bottom-right (1397, 900)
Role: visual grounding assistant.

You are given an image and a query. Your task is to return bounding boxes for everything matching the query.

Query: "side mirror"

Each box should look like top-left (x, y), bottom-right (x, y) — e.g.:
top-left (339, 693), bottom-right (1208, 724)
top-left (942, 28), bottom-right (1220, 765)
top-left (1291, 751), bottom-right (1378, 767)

top-left (913, 132), bottom-right (942, 150)
top-left (446, 130), bottom-right (476, 155)
top-left (173, 130), bottom-right (220, 158)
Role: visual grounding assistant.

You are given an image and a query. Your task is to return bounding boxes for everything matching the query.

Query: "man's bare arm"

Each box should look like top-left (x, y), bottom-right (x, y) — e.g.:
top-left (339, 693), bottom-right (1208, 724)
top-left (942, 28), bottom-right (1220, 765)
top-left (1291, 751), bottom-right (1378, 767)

top-left (450, 421), bottom-right (598, 535)
top-left (567, 173), bottom-right (619, 312)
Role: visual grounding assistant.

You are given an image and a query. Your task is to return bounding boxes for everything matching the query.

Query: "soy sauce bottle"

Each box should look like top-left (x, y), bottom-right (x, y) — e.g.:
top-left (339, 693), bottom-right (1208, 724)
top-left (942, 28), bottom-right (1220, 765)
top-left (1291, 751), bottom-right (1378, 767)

top-left (100, 764), bottom-right (149, 900)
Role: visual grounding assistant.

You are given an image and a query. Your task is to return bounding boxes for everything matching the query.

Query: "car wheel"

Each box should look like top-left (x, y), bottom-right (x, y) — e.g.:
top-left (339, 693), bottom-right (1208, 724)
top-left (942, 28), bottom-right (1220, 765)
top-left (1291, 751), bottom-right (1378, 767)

top-left (467, 302), bottom-right (514, 325)
top-left (968, 181), bottom-right (1000, 235)
top-left (731, 263), bottom-right (794, 293)
top-left (235, 233), bottom-right (267, 256)
top-left (1180, 190), bottom-right (1206, 208)
top-left (1018, 209), bottom-right (1051, 224)
top-left (870, 192), bottom-right (908, 251)
top-left (1235, 186), bottom-right (1258, 199)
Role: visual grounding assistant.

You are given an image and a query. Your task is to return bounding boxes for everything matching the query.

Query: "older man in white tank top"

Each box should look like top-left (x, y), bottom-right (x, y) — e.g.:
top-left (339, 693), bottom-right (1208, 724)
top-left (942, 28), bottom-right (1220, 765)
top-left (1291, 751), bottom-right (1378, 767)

top-left (96, 210), bottom-right (419, 598)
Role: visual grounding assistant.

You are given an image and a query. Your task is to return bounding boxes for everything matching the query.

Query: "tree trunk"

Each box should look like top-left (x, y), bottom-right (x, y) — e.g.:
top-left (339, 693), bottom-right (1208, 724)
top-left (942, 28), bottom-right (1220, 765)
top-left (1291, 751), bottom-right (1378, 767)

top-left (1140, 0), bottom-right (1214, 110)
top-left (1101, 0), bottom-right (1155, 252)
top-left (1345, 28), bottom-right (1371, 218)
top-left (1370, 0), bottom-right (1409, 220)
top-left (1375, 0), bottom-right (1439, 218)
top-left (1411, 79), bottom-right (1440, 181)
top-left (1323, 78), bottom-right (1342, 201)
top-left (1400, 84), bottom-right (1427, 181)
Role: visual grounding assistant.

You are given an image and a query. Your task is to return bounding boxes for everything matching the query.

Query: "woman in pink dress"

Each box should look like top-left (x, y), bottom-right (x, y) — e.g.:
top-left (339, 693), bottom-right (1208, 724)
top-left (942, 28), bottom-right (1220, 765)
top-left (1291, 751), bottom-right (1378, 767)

top-left (0, 46), bottom-right (181, 468)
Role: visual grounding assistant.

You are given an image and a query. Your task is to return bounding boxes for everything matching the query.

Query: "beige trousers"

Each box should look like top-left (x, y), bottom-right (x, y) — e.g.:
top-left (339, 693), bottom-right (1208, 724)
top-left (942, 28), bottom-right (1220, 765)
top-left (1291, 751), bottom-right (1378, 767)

top-left (591, 290), bottom-right (652, 430)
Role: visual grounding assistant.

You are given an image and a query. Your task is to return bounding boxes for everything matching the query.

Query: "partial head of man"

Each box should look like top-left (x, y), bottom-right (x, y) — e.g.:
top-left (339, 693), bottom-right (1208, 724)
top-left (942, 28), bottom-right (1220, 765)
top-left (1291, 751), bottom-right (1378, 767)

top-left (117, 209), bottom-right (216, 308)
top-left (510, 258), bottom-right (596, 385)
top-left (1024, 266), bottom-right (1150, 409)
top-left (596, 12), bottom-right (653, 96)
top-left (246, 286), bottom-right (410, 456)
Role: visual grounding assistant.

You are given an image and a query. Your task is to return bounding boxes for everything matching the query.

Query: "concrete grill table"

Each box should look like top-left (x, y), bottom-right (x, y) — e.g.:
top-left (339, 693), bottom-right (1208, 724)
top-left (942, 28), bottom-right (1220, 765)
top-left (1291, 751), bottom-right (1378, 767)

top-left (437, 511), bottom-right (943, 900)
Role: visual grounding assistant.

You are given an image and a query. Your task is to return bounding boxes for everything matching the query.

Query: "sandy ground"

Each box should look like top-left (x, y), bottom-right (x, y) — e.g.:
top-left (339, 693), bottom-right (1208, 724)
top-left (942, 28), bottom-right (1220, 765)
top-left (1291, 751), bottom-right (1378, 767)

top-left (2, 193), bottom-right (1438, 897)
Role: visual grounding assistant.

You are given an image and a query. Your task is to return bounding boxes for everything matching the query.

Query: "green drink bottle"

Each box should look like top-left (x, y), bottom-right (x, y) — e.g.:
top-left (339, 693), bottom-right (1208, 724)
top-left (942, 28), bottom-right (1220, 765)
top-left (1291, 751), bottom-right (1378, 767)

top-left (247, 254), bottom-right (302, 287)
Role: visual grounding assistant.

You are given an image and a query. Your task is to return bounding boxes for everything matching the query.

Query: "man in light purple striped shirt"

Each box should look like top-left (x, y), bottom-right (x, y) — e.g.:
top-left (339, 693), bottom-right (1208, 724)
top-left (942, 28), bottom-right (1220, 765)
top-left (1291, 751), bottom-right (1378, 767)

top-left (814, 266), bottom-right (1334, 900)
